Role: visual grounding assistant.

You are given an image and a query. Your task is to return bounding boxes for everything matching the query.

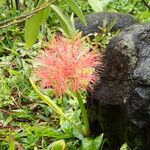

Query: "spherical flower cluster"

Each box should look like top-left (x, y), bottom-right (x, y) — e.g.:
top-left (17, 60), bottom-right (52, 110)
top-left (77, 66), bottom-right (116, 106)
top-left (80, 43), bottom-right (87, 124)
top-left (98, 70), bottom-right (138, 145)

top-left (34, 35), bottom-right (102, 96)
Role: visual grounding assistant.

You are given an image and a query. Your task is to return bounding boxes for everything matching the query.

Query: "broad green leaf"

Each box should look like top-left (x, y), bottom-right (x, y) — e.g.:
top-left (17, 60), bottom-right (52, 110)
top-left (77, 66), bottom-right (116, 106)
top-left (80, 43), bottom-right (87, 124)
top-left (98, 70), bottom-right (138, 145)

top-left (88, 0), bottom-right (113, 12)
top-left (120, 143), bottom-right (131, 150)
top-left (41, 7), bottom-right (51, 24)
top-left (25, 11), bottom-right (44, 48)
top-left (64, 0), bottom-right (86, 25)
top-left (60, 118), bottom-right (73, 135)
top-left (80, 134), bottom-right (104, 150)
top-left (37, 0), bottom-right (51, 24)
top-left (60, 109), bottom-right (80, 135)
top-left (80, 137), bottom-right (94, 150)
top-left (25, 5), bottom-right (51, 48)
top-left (0, 0), bottom-right (6, 7)
top-left (50, 4), bottom-right (75, 38)
top-left (3, 116), bottom-right (13, 127)
top-left (94, 134), bottom-right (104, 150)
top-left (51, 140), bottom-right (66, 150)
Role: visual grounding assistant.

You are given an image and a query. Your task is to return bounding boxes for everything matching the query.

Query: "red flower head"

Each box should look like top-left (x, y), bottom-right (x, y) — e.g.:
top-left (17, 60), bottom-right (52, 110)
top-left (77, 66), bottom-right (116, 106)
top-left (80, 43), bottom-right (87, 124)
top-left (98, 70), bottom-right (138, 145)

top-left (34, 34), bottom-right (102, 96)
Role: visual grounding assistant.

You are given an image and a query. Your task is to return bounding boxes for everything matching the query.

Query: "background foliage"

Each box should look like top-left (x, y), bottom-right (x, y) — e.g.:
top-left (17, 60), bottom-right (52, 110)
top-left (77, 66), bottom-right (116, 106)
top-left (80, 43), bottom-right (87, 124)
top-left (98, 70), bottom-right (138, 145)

top-left (0, 0), bottom-right (149, 149)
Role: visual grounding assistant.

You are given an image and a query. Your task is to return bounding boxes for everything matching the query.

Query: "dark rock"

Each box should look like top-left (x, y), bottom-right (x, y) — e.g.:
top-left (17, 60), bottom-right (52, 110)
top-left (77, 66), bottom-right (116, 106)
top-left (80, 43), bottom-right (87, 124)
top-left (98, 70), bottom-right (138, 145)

top-left (75, 12), bottom-right (137, 36)
top-left (87, 23), bottom-right (150, 149)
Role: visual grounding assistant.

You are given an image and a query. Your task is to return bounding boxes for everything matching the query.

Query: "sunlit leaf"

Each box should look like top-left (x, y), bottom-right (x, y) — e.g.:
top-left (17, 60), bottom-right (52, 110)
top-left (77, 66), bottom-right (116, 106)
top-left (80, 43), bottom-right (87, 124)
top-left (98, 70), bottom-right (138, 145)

top-left (81, 138), bottom-right (94, 150)
top-left (50, 4), bottom-right (75, 38)
top-left (0, 0), bottom-right (6, 7)
top-left (80, 134), bottom-right (104, 150)
top-left (94, 134), bottom-right (104, 150)
top-left (88, 0), bottom-right (113, 12)
top-left (25, 5), bottom-right (51, 48)
top-left (37, 0), bottom-right (51, 24)
top-left (64, 0), bottom-right (86, 25)
top-left (51, 140), bottom-right (66, 150)
top-left (25, 11), bottom-right (43, 48)
top-left (120, 143), bottom-right (131, 150)
top-left (9, 140), bottom-right (15, 150)
top-left (3, 116), bottom-right (13, 127)
top-left (41, 7), bottom-right (51, 24)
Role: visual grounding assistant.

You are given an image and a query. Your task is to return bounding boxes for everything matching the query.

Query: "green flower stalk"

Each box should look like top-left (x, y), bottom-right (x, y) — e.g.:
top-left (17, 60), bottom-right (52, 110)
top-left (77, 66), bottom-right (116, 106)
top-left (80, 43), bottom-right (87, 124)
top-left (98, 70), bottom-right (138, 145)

top-left (31, 34), bottom-right (103, 136)
top-left (76, 90), bottom-right (90, 135)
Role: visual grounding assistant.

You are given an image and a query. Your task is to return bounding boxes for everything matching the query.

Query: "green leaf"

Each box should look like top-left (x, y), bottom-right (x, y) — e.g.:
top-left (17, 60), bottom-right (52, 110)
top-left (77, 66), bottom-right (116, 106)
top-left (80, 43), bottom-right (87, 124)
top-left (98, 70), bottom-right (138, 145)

top-left (80, 138), bottom-right (94, 150)
top-left (50, 4), bottom-right (75, 38)
top-left (120, 143), bottom-right (131, 150)
top-left (25, 11), bottom-right (44, 48)
top-left (3, 116), bottom-right (13, 127)
top-left (0, 0), bottom-right (6, 7)
top-left (76, 90), bottom-right (89, 135)
top-left (64, 0), bottom-right (86, 25)
top-left (94, 134), bottom-right (104, 150)
top-left (88, 0), bottom-right (103, 12)
top-left (34, 147), bottom-right (38, 150)
top-left (0, 111), bottom-right (4, 120)
top-left (51, 140), bottom-right (66, 150)
top-left (25, 6), bottom-right (51, 48)
top-left (80, 134), bottom-right (104, 150)
top-left (37, 0), bottom-right (51, 24)
top-left (88, 0), bottom-right (113, 12)
top-left (9, 140), bottom-right (15, 150)
top-left (41, 7), bottom-right (51, 24)
top-left (60, 118), bottom-right (73, 135)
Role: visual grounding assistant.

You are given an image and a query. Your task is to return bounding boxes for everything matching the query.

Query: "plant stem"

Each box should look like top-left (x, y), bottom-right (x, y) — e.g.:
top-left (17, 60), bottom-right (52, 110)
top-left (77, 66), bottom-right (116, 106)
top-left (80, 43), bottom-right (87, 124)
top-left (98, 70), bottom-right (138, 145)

top-left (0, 0), bottom-right (56, 29)
top-left (76, 90), bottom-right (90, 136)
